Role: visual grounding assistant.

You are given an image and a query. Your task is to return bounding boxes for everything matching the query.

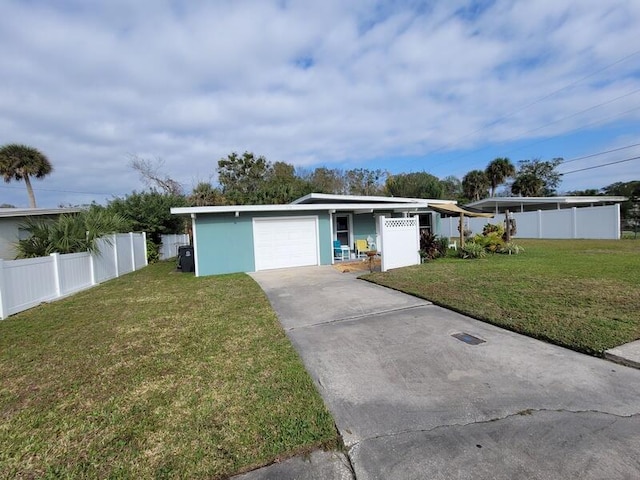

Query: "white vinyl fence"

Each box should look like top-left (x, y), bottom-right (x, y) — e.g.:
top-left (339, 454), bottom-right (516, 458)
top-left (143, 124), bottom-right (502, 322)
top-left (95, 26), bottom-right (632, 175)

top-left (437, 205), bottom-right (621, 240)
top-left (378, 216), bottom-right (420, 272)
top-left (159, 233), bottom-right (190, 260)
top-left (0, 232), bottom-right (147, 320)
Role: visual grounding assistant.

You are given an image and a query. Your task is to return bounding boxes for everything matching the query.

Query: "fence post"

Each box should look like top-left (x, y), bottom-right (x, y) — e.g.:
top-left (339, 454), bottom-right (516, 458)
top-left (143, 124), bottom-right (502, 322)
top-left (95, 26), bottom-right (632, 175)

top-left (537, 210), bottom-right (543, 238)
top-left (379, 215), bottom-right (387, 272)
top-left (0, 260), bottom-right (7, 320)
top-left (572, 207), bottom-right (578, 239)
top-left (89, 251), bottom-right (97, 286)
top-left (142, 232), bottom-right (148, 266)
top-left (130, 232), bottom-right (136, 271)
top-left (51, 253), bottom-right (62, 298)
top-left (113, 233), bottom-right (119, 278)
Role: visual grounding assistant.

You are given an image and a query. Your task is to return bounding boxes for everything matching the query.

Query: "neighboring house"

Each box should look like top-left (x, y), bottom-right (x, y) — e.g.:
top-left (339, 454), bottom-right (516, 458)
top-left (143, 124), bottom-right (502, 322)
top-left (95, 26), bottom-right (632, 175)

top-left (0, 207), bottom-right (82, 260)
top-left (465, 196), bottom-right (627, 214)
top-left (439, 196), bottom-right (627, 240)
top-left (171, 193), bottom-right (457, 276)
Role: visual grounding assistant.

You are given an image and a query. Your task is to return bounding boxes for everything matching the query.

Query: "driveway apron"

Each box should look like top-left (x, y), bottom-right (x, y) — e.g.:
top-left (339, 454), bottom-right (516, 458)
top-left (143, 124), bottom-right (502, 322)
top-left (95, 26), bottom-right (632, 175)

top-left (250, 266), bottom-right (640, 480)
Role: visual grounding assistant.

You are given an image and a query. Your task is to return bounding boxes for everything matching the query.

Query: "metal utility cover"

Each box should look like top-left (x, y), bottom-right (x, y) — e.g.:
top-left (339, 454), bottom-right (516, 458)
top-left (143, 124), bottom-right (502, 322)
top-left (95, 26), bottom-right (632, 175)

top-left (452, 332), bottom-right (486, 345)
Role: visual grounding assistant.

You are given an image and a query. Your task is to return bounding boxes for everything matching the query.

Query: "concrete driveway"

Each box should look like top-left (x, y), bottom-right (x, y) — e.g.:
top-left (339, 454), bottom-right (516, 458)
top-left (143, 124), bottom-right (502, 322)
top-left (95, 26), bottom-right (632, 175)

top-left (249, 266), bottom-right (640, 479)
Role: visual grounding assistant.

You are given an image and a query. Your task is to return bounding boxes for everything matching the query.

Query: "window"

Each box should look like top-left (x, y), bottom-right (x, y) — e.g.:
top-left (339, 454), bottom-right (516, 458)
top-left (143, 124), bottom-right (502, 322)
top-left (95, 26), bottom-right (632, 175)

top-left (334, 214), bottom-right (351, 246)
top-left (417, 213), bottom-right (432, 233)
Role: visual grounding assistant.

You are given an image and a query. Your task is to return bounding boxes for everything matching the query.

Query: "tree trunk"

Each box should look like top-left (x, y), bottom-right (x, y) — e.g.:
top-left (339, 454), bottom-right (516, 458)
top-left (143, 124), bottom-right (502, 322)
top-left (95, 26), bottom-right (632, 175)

top-left (23, 174), bottom-right (37, 208)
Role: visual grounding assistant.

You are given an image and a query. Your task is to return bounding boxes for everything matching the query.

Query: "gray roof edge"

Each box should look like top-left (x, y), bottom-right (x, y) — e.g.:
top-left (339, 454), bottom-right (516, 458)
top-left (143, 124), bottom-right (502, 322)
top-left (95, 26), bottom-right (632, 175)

top-left (290, 193), bottom-right (456, 205)
top-left (171, 201), bottom-right (454, 215)
top-left (0, 207), bottom-right (84, 218)
top-left (467, 196), bottom-right (627, 207)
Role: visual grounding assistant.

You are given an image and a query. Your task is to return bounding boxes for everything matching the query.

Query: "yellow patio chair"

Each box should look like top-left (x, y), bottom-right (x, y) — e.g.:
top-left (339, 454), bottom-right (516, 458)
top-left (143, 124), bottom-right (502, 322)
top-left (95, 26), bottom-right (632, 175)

top-left (355, 239), bottom-right (370, 258)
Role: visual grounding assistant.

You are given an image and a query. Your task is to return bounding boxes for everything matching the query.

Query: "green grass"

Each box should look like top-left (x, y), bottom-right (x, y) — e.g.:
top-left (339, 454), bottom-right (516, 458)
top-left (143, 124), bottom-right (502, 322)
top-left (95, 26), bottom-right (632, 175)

top-left (363, 239), bottom-right (640, 355)
top-left (0, 261), bottom-right (338, 479)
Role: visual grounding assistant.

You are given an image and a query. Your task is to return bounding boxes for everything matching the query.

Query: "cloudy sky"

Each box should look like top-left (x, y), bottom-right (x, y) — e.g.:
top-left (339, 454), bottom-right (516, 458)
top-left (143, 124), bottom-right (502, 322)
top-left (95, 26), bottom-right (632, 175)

top-left (1, 0), bottom-right (639, 208)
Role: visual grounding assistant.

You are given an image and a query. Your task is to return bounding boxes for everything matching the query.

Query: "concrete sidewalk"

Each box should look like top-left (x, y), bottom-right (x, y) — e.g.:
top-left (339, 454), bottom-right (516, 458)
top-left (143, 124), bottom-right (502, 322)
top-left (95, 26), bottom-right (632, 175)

top-left (240, 266), bottom-right (640, 479)
top-left (606, 339), bottom-right (640, 369)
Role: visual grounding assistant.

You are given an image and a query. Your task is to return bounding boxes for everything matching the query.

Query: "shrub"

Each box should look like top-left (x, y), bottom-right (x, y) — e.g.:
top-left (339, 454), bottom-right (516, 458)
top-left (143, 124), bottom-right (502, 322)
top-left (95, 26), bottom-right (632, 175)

top-left (15, 209), bottom-right (130, 258)
top-left (437, 236), bottom-right (450, 255)
top-left (419, 231), bottom-right (448, 261)
top-left (498, 242), bottom-right (525, 255)
top-left (146, 239), bottom-right (160, 263)
top-left (482, 222), bottom-right (504, 237)
top-left (458, 241), bottom-right (487, 259)
top-left (472, 232), bottom-right (505, 253)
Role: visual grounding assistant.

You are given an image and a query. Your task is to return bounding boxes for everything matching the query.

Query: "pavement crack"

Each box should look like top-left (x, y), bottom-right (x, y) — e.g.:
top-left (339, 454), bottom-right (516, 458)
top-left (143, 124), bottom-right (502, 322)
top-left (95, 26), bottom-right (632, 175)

top-left (347, 408), bottom-right (640, 448)
top-left (285, 303), bottom-right (433, 331)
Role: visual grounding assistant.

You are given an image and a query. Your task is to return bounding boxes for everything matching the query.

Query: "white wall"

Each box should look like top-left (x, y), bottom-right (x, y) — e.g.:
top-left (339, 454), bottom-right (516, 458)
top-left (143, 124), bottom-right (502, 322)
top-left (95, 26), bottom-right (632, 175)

top-left (0, 232), bottom-right (147, 320)
top-left (436, 205), bottom-right (621, 240)
top-left (379, 216), bottom-right (420, 272)
top-left (0, 217), bottom-right (22, 260)
top-left (159, 234), bottom-right (190, 260)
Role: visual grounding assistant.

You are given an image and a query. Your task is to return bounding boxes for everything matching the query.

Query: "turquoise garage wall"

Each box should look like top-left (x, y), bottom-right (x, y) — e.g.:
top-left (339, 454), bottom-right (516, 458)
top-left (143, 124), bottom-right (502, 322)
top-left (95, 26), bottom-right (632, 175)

top-left (194, 211), bottom-right (332, 276)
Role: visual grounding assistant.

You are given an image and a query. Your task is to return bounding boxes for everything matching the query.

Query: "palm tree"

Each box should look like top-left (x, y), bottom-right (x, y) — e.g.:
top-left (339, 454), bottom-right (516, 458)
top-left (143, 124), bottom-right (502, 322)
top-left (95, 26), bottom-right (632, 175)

top-left (462, 170), bottom-right (490, 201)
top-left (15, 208), bottom-right (130, 258)
top-left (485, 157), bottom-right (515, 197)
top-left (0, 144), bottom-right (53, 208)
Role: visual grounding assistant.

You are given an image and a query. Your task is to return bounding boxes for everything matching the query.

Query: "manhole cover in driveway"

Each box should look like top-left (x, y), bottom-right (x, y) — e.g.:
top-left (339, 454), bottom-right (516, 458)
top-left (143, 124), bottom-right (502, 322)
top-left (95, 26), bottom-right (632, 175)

top-left (452, 332), bottom-right (486, 345)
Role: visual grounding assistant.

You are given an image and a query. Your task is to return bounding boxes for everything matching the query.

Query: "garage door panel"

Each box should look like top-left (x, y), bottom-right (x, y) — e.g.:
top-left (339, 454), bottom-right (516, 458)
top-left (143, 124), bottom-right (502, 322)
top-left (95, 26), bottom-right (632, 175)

top-left (253, 217), bottom-right (319, 271)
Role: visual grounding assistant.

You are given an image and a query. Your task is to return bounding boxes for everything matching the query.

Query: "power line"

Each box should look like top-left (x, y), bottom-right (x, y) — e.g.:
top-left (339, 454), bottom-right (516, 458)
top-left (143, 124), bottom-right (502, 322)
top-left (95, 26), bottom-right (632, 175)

top-left (560, 143), bottom-right (640, 165)
top-left (560, 156), bottom-right (640, 175)
top-left (0, 184), bottom-right (122, 196)
top-left (472, 106), bottom-right (640, 160)
top-left (468, 87), bottom-right (640, 159)
top-left (496, 48), bottom-right (640, 122)
top-left (416, 48), bottom-right (640, 165)
top-left (514, 87), bottom-right (640, 137)
top-left (432, 103), bottom-right (640, 169)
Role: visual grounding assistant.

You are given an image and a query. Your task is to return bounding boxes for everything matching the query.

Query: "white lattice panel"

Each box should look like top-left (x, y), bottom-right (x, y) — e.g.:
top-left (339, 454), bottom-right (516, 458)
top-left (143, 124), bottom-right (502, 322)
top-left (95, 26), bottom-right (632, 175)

top-left (383, 218), bottom-right (417, 229)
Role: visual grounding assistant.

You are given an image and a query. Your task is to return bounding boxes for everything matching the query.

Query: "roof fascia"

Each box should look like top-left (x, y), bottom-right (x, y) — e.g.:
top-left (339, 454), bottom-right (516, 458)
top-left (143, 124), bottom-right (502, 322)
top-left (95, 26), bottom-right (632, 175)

top-left (171, 201), bottom-right (446, 216)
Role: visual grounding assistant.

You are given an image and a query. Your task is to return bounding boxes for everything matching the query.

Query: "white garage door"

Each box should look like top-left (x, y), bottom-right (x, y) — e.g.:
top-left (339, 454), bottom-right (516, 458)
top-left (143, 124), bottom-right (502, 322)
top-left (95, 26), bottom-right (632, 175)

top-left (253, 216), bottom-right (319, 271)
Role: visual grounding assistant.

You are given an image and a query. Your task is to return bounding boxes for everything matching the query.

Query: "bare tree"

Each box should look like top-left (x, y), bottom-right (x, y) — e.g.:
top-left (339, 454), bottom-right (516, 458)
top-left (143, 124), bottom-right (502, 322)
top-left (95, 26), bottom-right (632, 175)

top-left (129, 155), bottom-right (183, 196)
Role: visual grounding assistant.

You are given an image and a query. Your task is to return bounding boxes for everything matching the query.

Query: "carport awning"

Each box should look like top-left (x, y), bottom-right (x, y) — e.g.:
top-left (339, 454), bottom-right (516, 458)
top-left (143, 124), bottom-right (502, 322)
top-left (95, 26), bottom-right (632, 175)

top-left (428, 203), bottom-right (495, 218)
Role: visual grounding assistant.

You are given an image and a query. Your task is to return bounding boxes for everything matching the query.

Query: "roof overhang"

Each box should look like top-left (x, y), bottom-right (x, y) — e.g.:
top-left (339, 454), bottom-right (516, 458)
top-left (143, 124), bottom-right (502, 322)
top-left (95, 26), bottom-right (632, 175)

top-left (0, 207), bottom-right (83, 219)
top-left (171, 201), bottom-right (455, 216)
top-left (428, 203), bottom-right (494, 218)
top-left (467, 196), bottom-right (627, 212)
top-left (291, 193), bottom-right (456, 205)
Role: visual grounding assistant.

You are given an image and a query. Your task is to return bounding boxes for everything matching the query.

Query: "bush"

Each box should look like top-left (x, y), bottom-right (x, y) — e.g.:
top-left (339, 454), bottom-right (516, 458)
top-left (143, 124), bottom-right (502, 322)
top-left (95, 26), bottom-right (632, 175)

top-left (419, 231), bottom-right (448, 261)
top-left (146, 240), bottom-right (160, 263)
top-left (437, 236), bottom-right (450, 255)
top-left (498, 242), bottom-right (525, 255)
top-left (458, 241), bottom-right (487, 259)
top-left (15, 209), bottom-right (130, 258)
top-left (482, 222), bottom-right (504, 237)
top-left (472, 232), bottom-right (505, 253)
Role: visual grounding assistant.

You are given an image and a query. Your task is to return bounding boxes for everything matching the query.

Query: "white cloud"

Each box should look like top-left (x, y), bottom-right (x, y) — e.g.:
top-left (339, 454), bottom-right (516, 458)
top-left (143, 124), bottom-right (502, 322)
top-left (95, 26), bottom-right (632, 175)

top-left (0, 0), bottom-right (639, 207)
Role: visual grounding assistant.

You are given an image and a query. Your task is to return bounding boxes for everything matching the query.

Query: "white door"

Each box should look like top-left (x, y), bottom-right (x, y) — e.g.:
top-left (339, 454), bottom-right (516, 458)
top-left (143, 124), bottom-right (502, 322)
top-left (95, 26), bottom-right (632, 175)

top-left (253, 216), bottom-right (319, 271)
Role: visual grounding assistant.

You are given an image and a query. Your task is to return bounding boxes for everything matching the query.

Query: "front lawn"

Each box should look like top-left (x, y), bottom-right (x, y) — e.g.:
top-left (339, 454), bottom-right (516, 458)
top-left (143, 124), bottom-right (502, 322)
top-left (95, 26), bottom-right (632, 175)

top-left (0, 261), bottom-right (338, 479)
top-left (363, 239), bottom-right (640, 355)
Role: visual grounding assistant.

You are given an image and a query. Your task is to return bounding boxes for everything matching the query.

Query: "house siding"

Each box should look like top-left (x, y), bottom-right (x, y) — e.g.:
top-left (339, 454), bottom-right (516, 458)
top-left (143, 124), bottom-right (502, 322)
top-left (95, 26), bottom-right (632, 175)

top-left (0, 218), bottom-right (22, 260)
top-left (352, 214), bottom-right (376, 243)
top-left (194, 210), bottom-right (332, 276)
